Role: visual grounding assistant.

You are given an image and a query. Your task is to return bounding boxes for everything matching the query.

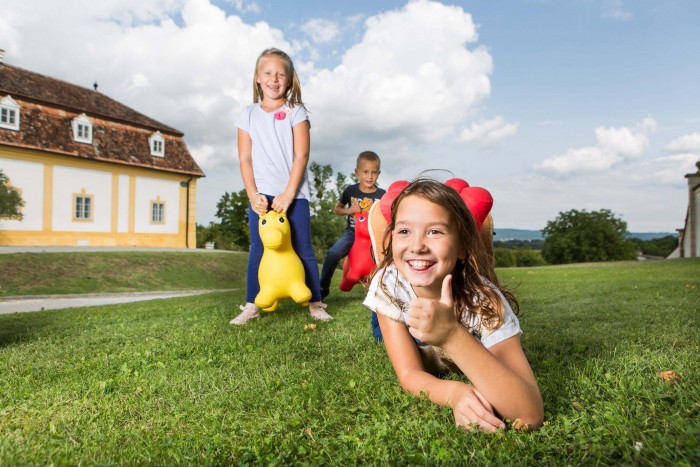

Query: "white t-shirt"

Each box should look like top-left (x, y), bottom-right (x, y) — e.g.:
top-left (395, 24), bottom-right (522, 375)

top-left (363, 264), bottom-right (522, 349)
top-left (236, 103), bottom-right (311, 200)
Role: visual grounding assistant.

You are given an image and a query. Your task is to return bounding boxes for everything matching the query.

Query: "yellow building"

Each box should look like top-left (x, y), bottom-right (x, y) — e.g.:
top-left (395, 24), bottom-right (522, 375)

top-left (0, 52), bottom-right (204, 248)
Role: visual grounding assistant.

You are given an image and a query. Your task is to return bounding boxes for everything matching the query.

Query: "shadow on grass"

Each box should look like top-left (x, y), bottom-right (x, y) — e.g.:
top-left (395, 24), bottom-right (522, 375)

top-left (0, 311), bottom-right (69, 347)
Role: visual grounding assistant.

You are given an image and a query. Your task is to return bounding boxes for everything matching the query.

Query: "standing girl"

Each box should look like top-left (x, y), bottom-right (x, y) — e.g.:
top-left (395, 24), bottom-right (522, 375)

top-left (231, 48), bottom-right (332, 325)
top-left (364, 178), bottom-right (543, 432)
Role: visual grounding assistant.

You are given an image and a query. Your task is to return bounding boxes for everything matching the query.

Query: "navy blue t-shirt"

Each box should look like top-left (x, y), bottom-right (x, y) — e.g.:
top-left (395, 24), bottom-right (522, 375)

top-left (340, 184), bottom-right (386, 229)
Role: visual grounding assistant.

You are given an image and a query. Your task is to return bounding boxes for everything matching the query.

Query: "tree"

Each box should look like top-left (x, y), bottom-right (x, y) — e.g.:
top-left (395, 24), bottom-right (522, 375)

top-left (309, 162), bottom-right (348, 260)
top-left (628, 235), bottom-right (678, 258)
top-left (215, 189), bottom-right (250, 250)
top-left (0, 169), bottom-right (24, 220)
top-left (541, 209), bottom-right (637, 264)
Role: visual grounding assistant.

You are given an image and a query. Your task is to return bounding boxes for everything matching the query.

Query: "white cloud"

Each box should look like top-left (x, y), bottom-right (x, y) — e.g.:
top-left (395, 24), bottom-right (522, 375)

top-left (645, 154), bottom-right (700, 184)
top-left (301, 18), bottom-right (339, 43)
top-left (306, 0), bottom-right (493, 156)
top-left (226, 0), bottom-right (260, 14)
top-left (459, 116), bottom-right (518, 144)
top-left (537, 118), bottom-right (656, 176)
top-left (665, 132), bottom-right (700, 153)
top-left (594, 126), bottom-right (648, 157)
top-left (601, 0), bottom-right (633, 21)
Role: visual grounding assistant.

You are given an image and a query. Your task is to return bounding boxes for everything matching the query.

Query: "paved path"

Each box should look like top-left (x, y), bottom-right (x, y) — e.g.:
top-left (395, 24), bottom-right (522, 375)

top-left (0, 290), bottom-right (234, 315)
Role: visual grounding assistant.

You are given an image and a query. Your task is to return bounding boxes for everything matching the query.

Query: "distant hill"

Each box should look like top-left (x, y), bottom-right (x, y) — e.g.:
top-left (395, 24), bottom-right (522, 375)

top-left (494, 229), bottom-right (677, 242)
top-left (494, 229), bottom-right (544, 241)
top-left (625, 232), bottom-right (678, 241)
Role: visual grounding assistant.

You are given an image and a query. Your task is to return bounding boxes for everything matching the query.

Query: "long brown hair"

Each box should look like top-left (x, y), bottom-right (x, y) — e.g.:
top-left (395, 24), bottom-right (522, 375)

top-left (375, 178), bottom-right (518, 329)
top-left (252, 48), bottom-right (304, 108)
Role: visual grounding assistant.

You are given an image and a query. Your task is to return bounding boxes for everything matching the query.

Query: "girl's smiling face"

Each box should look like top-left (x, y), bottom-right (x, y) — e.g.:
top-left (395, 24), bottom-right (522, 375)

top-left (256, 55), bottom-right (289, 104)
top-left (392, 195), bottom-right (461, 299)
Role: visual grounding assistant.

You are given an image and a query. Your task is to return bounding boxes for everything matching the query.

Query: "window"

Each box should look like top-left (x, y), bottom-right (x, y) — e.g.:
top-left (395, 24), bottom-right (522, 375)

top-left (72, 113), bottom-right (93, 144)
top-left (72, 189), bottom-right (94, 222)
top-left (149, 131), bottom-right (165, 157)
top-left (150, 197), bottom-right (166, 224)
top-left (0, 95), bottom-right (20, 131)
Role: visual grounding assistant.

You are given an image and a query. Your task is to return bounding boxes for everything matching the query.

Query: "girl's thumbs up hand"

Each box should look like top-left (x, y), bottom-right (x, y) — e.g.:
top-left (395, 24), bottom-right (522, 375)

top-left (407, 275), bottom-right (459, 347)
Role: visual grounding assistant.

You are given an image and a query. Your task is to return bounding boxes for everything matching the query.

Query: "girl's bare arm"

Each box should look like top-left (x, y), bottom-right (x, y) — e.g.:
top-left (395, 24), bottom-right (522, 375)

top-left (272, 120), bottom-right (310, 213)
top-left (377, 313), bottom-right (506, 432)
top-left (238, 129), bottom-right (267, 216)
top-left (442, 328), bottom-right (544, 428)
top-left (406, 277), bottom-right (544, 428)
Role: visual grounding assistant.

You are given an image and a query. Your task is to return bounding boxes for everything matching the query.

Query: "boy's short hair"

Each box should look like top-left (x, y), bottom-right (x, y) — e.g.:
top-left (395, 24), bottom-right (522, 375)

top-left (357, 151), bottom-right (381, 167)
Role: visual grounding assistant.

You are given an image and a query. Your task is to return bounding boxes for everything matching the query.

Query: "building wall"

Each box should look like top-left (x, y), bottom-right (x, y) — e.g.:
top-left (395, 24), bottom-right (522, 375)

top-left (0, 146), bottom-right (198, 248)
top-left (692, 187), bottom-right (700, 257)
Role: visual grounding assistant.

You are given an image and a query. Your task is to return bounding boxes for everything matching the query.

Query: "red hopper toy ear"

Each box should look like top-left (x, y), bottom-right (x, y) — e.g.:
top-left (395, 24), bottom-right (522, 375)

top-left (445, 178), bottom-right (470, 192)
top-left (458, 187), bottom-right (493, 233)
top-left (380, 180), bottom-right (410, 223)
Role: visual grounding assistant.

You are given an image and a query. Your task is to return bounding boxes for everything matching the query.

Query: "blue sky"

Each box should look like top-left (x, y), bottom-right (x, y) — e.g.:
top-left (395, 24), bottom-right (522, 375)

top-left (2, 0), bottom-right (699, 231)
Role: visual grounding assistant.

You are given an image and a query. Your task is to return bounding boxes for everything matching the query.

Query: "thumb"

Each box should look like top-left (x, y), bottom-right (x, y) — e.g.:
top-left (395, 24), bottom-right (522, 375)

top-left (440, 274), bottom-right (454, 307)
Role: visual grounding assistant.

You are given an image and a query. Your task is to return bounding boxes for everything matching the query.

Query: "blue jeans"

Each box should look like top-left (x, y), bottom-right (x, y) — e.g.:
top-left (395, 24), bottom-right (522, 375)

top-left (319, 227), bottom-right (355, 295)
top-left (246, 197), bottom-right (321, 303)
top-left (371, 312), bottom-right (383, 342)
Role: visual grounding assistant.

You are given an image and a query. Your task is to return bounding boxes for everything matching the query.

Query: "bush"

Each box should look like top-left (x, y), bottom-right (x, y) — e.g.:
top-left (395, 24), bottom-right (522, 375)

top-left (514, 249), bottom-right (547, 267)
top-left (542, 209), bottom-right (637, 264)
top-left (494, 248), bottom-right (517, 267)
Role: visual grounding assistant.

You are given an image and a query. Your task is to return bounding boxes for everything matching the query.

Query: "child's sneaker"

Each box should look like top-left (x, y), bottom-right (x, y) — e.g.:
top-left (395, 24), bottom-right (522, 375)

top-left (309, 301), bottom-right (333, 321)
top-left (230, 303), bottom-right (260, 325)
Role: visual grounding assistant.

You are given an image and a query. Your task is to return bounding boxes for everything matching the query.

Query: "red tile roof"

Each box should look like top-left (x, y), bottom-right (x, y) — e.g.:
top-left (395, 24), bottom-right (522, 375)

top-left (0, 64), bottom-right (204, 177)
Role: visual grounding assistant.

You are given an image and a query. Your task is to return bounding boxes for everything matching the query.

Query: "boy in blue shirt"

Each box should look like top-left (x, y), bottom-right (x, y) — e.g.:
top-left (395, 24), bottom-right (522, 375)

top-left (320, 151), bottom-right (385, 303)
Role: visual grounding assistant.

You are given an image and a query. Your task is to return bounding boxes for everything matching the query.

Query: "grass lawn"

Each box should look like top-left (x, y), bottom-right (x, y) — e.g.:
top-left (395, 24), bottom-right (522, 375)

top-left (0, 251), bottom-right (246, 296)
top-left (0, 254), bottom-right (698, 464)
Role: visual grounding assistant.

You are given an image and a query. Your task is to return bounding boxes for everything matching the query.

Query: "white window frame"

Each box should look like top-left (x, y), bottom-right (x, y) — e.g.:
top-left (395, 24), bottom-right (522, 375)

top-left (72, 113), bottom-right (93, 144)
top-left (149, 131), bottom-right (165, 157)
top-left (72, 189), bottom-right (94, 222)
top-left (150, 197), bottom-right (166, 224)
top-left (0, 95), bottom-right (20, 131)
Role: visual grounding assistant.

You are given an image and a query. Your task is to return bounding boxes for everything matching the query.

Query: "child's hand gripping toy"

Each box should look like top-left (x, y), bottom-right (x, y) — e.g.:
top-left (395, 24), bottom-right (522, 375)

top-left (339, 211), bottom-right (374, 291)
top-left (254, 211), bottom-right (312, 312)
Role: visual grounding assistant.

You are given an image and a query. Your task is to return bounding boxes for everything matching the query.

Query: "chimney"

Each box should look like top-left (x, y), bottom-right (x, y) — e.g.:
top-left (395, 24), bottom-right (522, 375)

top-left (0, 49), bottom-right (5, 65)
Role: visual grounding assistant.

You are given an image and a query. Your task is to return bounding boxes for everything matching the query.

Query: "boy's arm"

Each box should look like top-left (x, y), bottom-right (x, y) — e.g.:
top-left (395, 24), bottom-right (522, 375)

top-left (334, 200), bottom-right (360, 216)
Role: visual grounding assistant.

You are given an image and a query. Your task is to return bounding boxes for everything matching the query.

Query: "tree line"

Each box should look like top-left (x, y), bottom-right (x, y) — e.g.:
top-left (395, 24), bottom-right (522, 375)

top-left (1, 167), bottom-right (676, 264)
top-left (196, 165), bottom-right (679, 266)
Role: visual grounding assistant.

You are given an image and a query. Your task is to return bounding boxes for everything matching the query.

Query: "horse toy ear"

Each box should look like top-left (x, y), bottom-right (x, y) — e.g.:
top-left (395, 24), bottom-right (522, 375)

top-left (381, 177), bottom-right (492, 233)
top-left (445, 178), bottom-right (493, 233)
top-left (445, 178), bottom-right (470, 192)
top-left (458, 187), bottom-right (493, 233)
top-left (379, 180), bottom-right (410, 223)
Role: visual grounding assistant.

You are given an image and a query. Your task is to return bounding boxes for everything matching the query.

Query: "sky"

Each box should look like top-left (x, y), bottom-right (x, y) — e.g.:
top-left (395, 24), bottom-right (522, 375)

top-left (1, 0), bottom-right (699, 232)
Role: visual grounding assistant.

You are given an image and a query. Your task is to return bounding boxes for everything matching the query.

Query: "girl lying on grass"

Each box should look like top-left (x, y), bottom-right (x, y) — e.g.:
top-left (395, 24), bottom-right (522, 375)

top-left (363, 178), bottom-right (543, 432)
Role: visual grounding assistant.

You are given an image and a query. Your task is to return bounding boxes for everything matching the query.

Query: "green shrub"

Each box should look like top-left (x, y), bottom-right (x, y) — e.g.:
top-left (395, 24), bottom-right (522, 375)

top-left (514, 248), bottom-right (547, 266)
top-left (494, 248), bottom-right (516, 267)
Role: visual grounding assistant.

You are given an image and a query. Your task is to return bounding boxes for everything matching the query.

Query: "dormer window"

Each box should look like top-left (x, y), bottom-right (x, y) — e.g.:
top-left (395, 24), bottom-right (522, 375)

top-left (72, 113), bottom-right (93, 144)
top-left (149, 131), bottom-right (165, 157)
top-left (0, 95), bottom-right (20, 131)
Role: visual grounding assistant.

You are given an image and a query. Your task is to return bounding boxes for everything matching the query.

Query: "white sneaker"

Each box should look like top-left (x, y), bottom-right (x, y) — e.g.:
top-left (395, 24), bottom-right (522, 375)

top-left (309, 301), bottom-right (333, 321)
top-left (230, 303), bottom-right (260, 325)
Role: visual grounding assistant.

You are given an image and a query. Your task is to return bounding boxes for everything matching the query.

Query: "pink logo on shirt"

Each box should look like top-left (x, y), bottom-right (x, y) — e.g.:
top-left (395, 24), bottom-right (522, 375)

top-left (274, 111), bottom-right (287, 120)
